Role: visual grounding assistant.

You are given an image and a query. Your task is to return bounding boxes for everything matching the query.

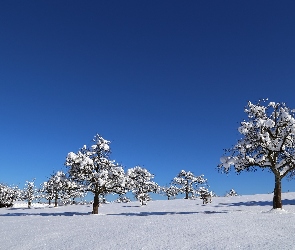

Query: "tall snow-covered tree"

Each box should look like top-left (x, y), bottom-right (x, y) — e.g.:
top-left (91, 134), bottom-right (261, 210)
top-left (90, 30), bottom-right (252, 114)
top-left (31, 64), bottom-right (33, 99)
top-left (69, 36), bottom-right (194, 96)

top-left (172, 170), bottom-right (207, 199)
top-left (219, 100), bottom-right (295, 209)
top-left (22, 179), bottom-right (38, 208)
top-left (65, 134), bottom-right (125, 214)
top-left (126, 166), bottom-right (158, 205)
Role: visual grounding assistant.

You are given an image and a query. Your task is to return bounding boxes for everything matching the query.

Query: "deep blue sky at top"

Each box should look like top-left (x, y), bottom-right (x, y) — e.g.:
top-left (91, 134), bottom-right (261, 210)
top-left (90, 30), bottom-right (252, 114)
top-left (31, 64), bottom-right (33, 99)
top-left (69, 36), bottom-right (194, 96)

top-left (1, 1), bottom-right (295, 196)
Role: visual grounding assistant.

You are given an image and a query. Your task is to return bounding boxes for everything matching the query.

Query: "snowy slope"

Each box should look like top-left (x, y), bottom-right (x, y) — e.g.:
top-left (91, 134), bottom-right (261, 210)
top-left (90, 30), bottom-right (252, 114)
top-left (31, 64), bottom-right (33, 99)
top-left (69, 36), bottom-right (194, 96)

top-left (1, 193), bottom-right (295, 250)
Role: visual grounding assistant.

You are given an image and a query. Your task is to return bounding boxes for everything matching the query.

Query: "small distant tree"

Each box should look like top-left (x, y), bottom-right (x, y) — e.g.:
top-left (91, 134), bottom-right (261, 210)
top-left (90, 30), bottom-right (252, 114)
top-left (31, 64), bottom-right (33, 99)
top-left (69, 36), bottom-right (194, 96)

top-left (197, 187), bottom-right (213, 204)
top-left (40, 172), bottom-right (64, 206)
top-left (126, 166), bottom-right (158, 205)
top-left (115, 194), bottom-right (131, 203)
top-left (161, 185), bottom-right (179, 200)
top-left (22, 179), bottom-right (38, 208)
top-left (40, 171), bottom-right (83, 207)
top-left (172, 170), bottom-right (207, 199)
top-left (219, 100), bottom-right (295, 209)
top-left (39, 181), bottom-right (54, 205)
top-left (0, 184), bottom-right (21, 208)
top-left (65, 134), bottom-right (126, 214)
top-left (226, 189), bottom-right (238, 197)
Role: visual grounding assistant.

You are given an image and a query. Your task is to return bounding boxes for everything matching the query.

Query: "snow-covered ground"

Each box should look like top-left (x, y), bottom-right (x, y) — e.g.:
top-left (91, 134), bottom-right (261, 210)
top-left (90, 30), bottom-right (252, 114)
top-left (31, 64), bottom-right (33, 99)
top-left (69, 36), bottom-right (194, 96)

top-left (2, 193), bottom-right (295, 250)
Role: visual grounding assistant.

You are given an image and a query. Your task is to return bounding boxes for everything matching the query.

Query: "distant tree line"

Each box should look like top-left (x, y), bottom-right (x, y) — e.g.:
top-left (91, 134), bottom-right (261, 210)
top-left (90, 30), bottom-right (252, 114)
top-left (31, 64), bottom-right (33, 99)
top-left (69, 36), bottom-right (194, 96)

top-left (0, 134), bottom-right (212, 213)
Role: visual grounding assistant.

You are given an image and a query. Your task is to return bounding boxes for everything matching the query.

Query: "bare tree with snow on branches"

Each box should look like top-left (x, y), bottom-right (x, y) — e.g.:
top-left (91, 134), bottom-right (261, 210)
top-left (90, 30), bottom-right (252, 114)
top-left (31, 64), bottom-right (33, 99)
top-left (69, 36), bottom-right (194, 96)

top-left (172, 170), bottom-right (207, 199)
top-left (219, 100), bottom-right (295, 209)
top-left (65, 134), bottom-right (125, 214)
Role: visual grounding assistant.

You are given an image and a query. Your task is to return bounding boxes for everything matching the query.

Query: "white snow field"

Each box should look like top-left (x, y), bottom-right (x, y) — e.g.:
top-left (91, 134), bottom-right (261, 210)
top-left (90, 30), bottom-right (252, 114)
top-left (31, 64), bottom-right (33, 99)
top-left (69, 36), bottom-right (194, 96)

top-left (2, 193), bottom-right (295, 250)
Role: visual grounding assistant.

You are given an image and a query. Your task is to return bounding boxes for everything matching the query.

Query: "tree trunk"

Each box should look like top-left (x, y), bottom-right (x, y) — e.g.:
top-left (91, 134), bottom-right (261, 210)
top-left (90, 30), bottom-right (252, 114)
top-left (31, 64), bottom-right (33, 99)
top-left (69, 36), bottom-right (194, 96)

top-left (185, 182), bottom-right (189, 199)
top-left (54, 194), bottom-right (58, 207)
top-left (48, 199), bottom-right (51, 205)
top-left (92, 192), bottom-right (99, 214)
top-left (28, 200), bottom-right (31, 208)
top-left (273, 175), bottom-right (282, 209)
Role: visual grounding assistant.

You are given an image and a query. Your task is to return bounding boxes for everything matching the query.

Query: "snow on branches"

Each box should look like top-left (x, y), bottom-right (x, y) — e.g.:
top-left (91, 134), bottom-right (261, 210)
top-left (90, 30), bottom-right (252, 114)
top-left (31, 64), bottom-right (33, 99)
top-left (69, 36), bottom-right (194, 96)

top-left (22, 179), bottom-right (38, 208)
top-left (219, 100), bottom-right (295, 208)
top-left (40, 171), bottom-right (85, 206)
top-left (0, 184), bottom-right (20, 208)
top-left (197, 187), bottom-right (213, 204)
top-left (220, 100), bottom-right (295, 175)
top-left (172, 170), bottom-right (207, 199)
top-left (226, 189), bottom-right (238, 197)
top-left (161, 185), bottom-right (180, 200)
top-left (126, 166), bottom-right (159, 205)
top-left (65, 134), bottom-right (125, 214)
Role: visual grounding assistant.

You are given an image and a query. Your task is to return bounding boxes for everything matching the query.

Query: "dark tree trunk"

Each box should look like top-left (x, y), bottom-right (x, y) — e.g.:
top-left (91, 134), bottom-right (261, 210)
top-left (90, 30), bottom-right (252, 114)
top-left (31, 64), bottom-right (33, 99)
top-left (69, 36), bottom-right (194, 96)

top-left (28, 200), bottom-right (31, 208)
top-left (273, 175), bottom-right (282, 209)
top-left (54, 194), bottom-right (58, 207)
top-left (185, 182), bottom-right (189, 199)
top-left (48, 199), bottom-right (51, 205)
top-left (92, 192), bottom-right (99, 214)
top-left (185, 191), bottom-right (189, 199)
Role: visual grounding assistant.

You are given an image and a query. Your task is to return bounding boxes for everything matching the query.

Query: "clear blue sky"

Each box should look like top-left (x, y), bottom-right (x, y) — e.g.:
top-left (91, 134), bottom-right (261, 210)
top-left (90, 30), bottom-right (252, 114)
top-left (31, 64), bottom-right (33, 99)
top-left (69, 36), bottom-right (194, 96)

top-left (1, 1), bottom-right (295, 197)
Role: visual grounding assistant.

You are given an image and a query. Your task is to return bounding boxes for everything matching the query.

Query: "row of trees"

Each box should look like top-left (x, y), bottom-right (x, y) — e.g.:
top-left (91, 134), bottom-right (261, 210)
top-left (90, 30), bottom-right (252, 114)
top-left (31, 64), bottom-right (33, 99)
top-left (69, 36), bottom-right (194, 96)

top-left (65, 99), bottom-right (295, 213)
top-left (65, 134), bottom-right (211, 213)
top-left (0, 175), bottom-right (86, 208)
top-left (0, 167), bottom-right (211, 211)
top-left (5, 99), bottom-right (292, 211)
top-left (0, 135), bottom-right (211, 212)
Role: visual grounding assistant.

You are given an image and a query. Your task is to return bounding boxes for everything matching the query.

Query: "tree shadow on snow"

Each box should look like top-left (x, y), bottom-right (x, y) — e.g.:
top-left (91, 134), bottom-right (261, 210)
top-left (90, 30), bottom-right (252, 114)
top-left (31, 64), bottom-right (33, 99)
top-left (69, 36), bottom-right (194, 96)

top-left (0, 211), bottom-right (91, 217)
top-left (107, 210), bottom-right (227, 216)
top-left (122, 205), bottom-right (141, 208)
top-left (215, 199), bottom-right (295, 207)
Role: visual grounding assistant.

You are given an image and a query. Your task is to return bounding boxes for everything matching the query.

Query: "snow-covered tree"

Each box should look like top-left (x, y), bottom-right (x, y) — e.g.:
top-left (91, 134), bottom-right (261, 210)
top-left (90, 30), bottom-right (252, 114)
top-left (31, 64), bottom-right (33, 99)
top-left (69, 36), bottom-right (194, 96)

top-left (65, 134), bottom-right (125, 214)
top-left (40, 171), bottom-right (65, 206)
top-left (226, 189), bottom-right (238, 197)
top-left (197, 187), bottom-right (212, 204)
top-left (40, 171), bottom-right (83, 207)
top-left (22, 179), bottom-right (38, 208)
top-left (161, 185), bottom-right (179, 200)
top-left (115, 194), bottom-right (131, 203)
top-left (219, 100), bottom-right (295, 209)
top-left (0, 184), bottom-right (21, 208)
top-left (126, 166), bottom-right (158, 205)
top-left (39, 181), bottom-right (54, 205)
top-left (62, 179), bottom-right (86, 205)
top-left (172, 170), bottom-right (207, 199)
